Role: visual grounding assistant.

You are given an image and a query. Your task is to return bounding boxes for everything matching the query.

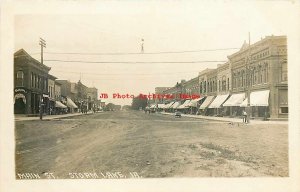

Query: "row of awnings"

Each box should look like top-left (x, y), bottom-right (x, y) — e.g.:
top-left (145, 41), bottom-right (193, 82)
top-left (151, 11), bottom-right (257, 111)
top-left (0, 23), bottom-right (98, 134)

top-left (156, 90), bottom-right (270, 109)
top-left (55, 97), bottom-right (78, 109)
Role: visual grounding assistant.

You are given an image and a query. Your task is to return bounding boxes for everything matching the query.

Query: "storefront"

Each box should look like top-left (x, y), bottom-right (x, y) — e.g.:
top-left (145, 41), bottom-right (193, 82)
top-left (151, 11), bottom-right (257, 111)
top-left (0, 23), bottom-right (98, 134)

top-left (199, 96), bottom-right (215, 116)
top-left (223, 93), bottom-right (246, 116)
top-left (177, 100), bottom-right (191, 114)
top-left (66, 97), bottom-right (78, 113)
top-left (55, 101), bottom-right (67, 114)
top-left (249, 90), bottom-right (270, 118)
top-left (14, 88), bottom-right (27, 114)
top-left (208, 94), bottom-right (229, 116)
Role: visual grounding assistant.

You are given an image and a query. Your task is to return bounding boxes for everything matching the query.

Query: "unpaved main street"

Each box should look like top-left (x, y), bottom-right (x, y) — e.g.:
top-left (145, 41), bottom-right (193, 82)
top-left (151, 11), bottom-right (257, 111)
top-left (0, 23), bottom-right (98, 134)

top-left (15, 111), bottom-right (288, 178)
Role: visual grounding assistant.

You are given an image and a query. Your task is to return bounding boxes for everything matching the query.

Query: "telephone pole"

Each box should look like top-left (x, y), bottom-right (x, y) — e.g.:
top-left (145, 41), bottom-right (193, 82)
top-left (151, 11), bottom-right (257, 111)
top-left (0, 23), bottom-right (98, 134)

top-left (39, 38), bottom-right (46, 120)
top-left (39, 38), bottom-right (46, 64)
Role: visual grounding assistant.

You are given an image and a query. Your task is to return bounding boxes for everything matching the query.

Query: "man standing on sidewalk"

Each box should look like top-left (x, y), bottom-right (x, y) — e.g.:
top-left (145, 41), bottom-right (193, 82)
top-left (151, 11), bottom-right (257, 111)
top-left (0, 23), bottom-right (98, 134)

top-left (242, 110), bottom-right (247, 123)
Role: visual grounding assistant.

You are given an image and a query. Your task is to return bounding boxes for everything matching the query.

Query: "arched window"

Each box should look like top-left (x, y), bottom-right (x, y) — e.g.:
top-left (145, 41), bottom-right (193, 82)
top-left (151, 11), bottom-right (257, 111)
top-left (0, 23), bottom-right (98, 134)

top-left (281, 61), bottom-right (288, 82)
top-left (241, 70), bottom-right (244, 87)
top-left (16, 71), bottom-right (24, 86)
top-left (227, 78), bottom-right (230, 90)
top-left (222, 76), bottom-right (226, 91)
top-left (253, 67), bottom-right (257, 85)
top-left (200, 82), bottom-right (203, 94)
top-left (258, 65), bottom-right (262, 84)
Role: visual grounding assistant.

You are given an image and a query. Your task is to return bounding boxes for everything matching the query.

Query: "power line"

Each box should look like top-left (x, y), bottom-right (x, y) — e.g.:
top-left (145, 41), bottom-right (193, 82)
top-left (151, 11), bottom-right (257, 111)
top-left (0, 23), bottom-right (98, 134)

top-left (43, 47), bottom-right (239, 55)
top-left (45, 59), bottom-right (227, 64)
top-left (51, 69), bottom-right (203, 76)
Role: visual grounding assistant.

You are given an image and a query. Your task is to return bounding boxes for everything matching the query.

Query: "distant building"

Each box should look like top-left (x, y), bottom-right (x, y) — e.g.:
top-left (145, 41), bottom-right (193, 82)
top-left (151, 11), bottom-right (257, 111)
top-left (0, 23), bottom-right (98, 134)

top-left (55, 80), bottom-right (78, 113)
top-left (162, 80), bottom-right (186, 102)
top-left (54, 81), bottom-right (62, 101)
top-left (87, 87), bottom-right (98, 110)
top-left (154, 87), bottom-right (171, 103)
top-left (48, 74), bottom-right (57, 114)
top-left (183, 77), bottom-right (199, 96)
top-left (199, 68), bottom-right (214, 96)
top-left (14, 49), bottom-right (51, 114)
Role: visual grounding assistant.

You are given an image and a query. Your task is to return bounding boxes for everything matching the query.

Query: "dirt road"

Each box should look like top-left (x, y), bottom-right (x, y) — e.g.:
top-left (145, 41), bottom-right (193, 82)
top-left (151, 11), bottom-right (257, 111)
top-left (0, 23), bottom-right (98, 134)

top-left (15, 110), bottom-right (288, 179)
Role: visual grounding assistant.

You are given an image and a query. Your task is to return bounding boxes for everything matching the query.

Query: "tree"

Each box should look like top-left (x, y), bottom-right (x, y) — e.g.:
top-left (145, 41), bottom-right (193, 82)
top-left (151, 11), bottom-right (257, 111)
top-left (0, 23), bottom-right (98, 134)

top-left (131, 95), bottom-right (148, 110)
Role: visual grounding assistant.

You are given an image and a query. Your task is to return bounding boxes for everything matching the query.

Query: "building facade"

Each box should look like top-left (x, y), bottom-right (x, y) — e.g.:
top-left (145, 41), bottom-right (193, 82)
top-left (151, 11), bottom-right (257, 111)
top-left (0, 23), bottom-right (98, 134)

top-left (48, 74), bottom-right (57, 114)
top-left (14, 49), bottom-right (51, 114)
top-left (156, 35), bottom-right (288, 119)
top-left (228, 35), bottom-right (288, 119)
top-left (154, 87), bottom-right (171, 104)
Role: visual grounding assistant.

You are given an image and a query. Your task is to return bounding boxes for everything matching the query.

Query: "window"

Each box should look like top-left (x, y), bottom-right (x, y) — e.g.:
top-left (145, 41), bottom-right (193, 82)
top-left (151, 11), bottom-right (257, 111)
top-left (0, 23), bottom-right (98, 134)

top-left (16, 71), bottom-right (24, 86)
top-left (222, 76), bottom-right (226, 91)
top-left (200, 82), bottom-right (203, 94)
top-left (31, 73), bottom-right (34, 87)
top-left (280, 107), bottom-right (288, 114)
top-left (265, 63), bottom-right (268, 83)
top-left (281, 62), bottom-right (288, 82)
top-left (227, 78), bottom-right (229, 90)
top-left (35, 75), bottom-right (38, 88)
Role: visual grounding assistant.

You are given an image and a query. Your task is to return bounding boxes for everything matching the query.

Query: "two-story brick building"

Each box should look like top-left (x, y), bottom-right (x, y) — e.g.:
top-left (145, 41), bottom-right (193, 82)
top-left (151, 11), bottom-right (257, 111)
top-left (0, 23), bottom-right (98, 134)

top-left (14, 49), bottom-right (51, 114)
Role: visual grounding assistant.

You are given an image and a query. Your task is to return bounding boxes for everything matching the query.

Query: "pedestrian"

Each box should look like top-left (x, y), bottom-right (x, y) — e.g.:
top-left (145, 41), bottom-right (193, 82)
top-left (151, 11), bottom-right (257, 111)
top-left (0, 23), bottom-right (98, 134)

top-left (242, 110), bottom-right (247, 123)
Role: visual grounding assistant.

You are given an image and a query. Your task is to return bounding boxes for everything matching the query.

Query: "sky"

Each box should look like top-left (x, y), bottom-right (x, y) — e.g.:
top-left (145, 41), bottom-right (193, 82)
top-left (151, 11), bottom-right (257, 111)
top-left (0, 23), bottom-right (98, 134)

top-left (14, 1), bottom-right (292, 105)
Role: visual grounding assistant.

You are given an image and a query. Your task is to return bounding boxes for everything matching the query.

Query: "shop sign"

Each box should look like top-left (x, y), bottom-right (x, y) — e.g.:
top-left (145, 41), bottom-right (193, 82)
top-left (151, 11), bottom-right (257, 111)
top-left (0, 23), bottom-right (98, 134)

top-left (14, 88), bottom-right (27, 93)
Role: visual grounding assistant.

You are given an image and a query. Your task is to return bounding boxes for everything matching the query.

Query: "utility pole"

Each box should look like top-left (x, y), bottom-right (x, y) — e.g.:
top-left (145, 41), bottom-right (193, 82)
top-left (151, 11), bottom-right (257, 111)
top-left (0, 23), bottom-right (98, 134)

top-left (141, 38), bottom-right (144, 53)
top-left (39, 38), bottom-right (46, 64)
top-left (246, 32), bottom-right (251, 123)
top-left (39, 38), bottom-right (46, 120)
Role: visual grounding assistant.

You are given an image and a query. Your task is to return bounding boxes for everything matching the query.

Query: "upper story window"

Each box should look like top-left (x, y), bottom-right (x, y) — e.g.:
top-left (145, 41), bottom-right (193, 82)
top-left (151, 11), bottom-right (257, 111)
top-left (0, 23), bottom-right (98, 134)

top-left (31, 73), bottom-right (34, 87)
top-left (16, 71), bottom-right (24, 86)
top-left (281, 61), bottom-right (288, 82)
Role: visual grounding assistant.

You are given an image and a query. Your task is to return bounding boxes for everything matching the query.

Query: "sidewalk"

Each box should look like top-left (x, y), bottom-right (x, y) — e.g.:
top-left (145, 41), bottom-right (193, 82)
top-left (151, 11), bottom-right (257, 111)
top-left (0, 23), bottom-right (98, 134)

top-left (15, 111), bottom-right (98, 121)
top-left (160, 112), bottom-right (288, 125)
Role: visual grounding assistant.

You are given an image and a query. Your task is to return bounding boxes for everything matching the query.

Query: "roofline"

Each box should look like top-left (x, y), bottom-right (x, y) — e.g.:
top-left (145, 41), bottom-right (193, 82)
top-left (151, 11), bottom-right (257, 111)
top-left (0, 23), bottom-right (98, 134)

top-left (14, 48), bottom-right (51, 71)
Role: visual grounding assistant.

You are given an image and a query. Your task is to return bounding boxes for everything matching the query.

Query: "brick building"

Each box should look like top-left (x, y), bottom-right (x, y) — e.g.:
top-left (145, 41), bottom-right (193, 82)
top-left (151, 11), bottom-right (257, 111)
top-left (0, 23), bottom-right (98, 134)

top-left (14, 49), bottom-right (51, 114)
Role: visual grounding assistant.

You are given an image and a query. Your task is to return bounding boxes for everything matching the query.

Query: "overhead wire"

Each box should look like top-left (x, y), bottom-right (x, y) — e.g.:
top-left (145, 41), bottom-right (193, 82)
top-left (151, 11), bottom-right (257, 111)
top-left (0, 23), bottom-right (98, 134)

top-left (43, 47), bottom-right (239, 55)
top-left (45, 59), bottom-right (227, 64)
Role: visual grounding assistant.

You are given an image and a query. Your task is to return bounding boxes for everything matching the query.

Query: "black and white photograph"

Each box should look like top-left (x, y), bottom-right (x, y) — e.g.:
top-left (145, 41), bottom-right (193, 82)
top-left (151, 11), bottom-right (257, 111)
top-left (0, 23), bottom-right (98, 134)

top-left (1, 0), bottom-right (300, 192)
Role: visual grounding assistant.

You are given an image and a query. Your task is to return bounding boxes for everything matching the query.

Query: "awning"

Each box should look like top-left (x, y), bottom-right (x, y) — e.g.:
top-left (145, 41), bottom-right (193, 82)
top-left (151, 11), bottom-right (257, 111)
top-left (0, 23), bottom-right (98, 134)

top-left (250, 90), bottom-right (270, 106)
top-left (188, 97), bottom-right (205, 107)
top-left (223, 93), bottom-right (246, 107)
top-left (166, 101), bottom-right (175, 108)
top-left (55, 101), bottom-right (67, 108)
top-left (157, 104), bottom-right (165, 108)
top-left (177, 100), bottom-right (191, 109)
top-left (171, 101), bottom-right (181, 109)
top-left (66, 98), bottom-right (78, 108)
top-left (208, 94), bottom-right (229, 108)
top-left (199, 96), bottom-right (215, 109)
top-left (240, 98), bottom-right (248, 107)
top-left (162, 102), bottom-right (173, 109)
top-left (150, 104), bottom-right (156, 109)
